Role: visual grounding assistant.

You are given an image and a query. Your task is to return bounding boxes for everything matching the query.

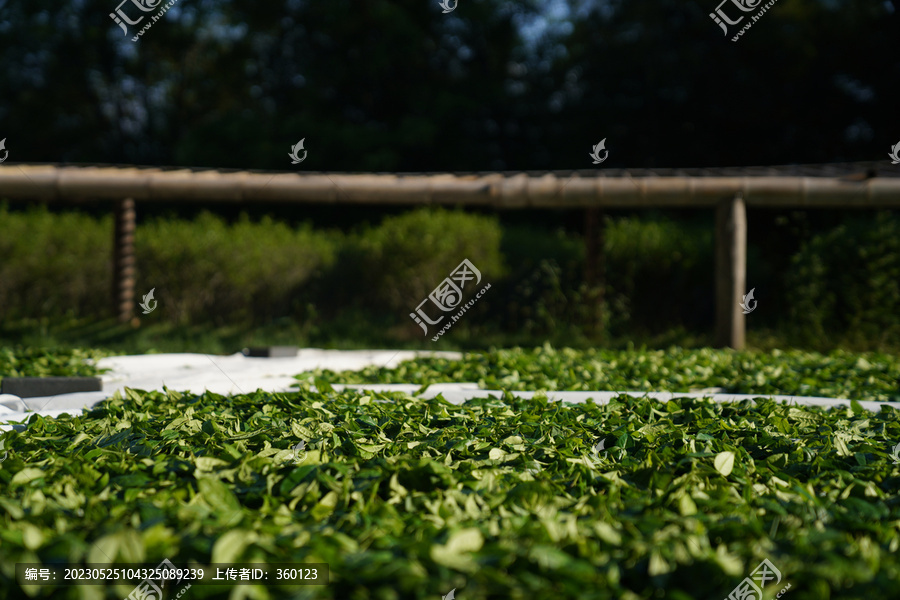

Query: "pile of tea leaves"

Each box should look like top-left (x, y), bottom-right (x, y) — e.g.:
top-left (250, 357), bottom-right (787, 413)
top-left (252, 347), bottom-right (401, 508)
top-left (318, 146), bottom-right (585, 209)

top-left (0, 347), bottom-right (111, 386)
top-left (300, 345), bottom-right (900, 403)
top-left (2, 377), bottom-right (900, 599)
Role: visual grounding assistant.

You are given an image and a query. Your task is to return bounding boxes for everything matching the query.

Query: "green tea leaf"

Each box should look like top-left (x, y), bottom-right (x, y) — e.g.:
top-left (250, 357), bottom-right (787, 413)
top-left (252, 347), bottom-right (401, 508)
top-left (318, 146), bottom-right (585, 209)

top-left (714, 451), bottom-right (735, 477)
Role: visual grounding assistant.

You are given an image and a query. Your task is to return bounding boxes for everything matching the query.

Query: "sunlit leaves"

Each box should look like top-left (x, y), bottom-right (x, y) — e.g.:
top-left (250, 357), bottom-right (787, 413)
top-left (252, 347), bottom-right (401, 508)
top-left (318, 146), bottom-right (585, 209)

top-left (713, 452), bottom-right (735, 477)
top-left (2, 351), bottom-right (900, 597)
top-left (300, 346), bottom-right (900, 403)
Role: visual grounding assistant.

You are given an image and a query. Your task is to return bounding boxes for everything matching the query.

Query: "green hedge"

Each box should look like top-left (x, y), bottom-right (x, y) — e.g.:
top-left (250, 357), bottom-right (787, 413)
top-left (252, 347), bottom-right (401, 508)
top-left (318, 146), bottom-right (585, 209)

top-left (0, 205), bottom-right (110, 320)
top-left (0, 205), bottom-right (339, 326)
top-left (489, 215), bottom-right (713, 342)
top-left (1, 203), bottom-right (898, 349)
top-left (136, 212), bottom-right (339, 326)
top-left (786, 211), bottom-right (900, 346)
top-left (325, 208), bottom-right (504, 316)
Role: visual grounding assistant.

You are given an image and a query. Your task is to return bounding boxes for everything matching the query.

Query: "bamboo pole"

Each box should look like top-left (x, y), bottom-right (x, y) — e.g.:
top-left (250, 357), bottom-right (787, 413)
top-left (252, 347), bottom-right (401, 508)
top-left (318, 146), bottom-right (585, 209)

top-left (714, 193), bottom-right (747, 349)
top-left (112, 198), bottom-right (136, 325)
top-left (1, 166), bottom-right (899, 208)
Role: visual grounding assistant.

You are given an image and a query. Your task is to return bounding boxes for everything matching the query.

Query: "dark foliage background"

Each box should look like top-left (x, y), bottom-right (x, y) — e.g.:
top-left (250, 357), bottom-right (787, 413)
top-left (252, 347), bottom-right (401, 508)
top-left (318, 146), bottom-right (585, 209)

top-left (1, 0), bottom-right (897, 169)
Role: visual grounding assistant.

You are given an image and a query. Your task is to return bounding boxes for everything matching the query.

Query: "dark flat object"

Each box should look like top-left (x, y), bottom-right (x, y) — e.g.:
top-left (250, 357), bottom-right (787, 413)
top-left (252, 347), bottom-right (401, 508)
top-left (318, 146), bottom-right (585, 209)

top-left (242, 346), bottom-right (299, 358)
top-left (0, 377), bottom-right (103, 398)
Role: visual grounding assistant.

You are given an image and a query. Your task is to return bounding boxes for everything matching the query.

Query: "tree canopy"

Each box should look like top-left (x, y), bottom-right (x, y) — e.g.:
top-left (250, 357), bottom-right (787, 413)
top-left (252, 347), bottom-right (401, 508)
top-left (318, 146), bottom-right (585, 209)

top-left (0, 0), bottom-right (896, 170)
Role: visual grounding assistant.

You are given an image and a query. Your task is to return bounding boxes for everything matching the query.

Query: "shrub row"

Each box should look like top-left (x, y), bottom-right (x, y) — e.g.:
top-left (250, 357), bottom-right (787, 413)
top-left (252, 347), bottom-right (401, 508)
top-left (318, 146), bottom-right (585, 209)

top-left (0, 203), bottom-right (897, 346)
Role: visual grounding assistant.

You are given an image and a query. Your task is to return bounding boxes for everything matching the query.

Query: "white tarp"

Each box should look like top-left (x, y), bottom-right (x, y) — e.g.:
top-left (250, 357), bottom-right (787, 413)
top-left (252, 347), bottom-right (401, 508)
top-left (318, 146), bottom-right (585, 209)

top-left (0, 349), bottom-right (892, 431)
top-left (0, 349), bottom-right (461, 430)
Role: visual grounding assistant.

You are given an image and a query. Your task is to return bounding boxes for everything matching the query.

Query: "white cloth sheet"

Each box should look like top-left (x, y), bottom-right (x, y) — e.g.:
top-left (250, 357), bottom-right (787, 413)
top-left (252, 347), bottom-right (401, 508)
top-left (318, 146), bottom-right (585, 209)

top-left (0, 349), bottom-right (890, 431)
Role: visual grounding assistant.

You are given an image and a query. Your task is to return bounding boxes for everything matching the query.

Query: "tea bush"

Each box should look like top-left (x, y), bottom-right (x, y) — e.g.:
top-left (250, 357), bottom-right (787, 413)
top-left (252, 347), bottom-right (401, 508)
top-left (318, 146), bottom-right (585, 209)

top-left (1, 202), bottom-right (899, 351)
top-left (136, 212), bottom-right (338, 325)
top-left (0, 204), bottom-right (110, 320)
top-left (786, 211), bottom-right (900, 347)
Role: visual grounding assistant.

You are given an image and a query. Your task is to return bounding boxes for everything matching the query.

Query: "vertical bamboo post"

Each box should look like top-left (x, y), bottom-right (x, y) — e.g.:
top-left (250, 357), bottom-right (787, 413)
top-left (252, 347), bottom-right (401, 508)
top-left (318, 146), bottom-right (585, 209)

top-left (112, 198), bottom-right (136, 324)
top-left (584, 207), bottom-right (606, 339)
top-left (715, 193), bottom-right (747, 349)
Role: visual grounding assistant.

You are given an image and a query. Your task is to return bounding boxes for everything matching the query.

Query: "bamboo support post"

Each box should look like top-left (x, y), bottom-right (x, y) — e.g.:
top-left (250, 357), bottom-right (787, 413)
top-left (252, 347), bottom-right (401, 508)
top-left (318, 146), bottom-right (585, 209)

top-left (715, 193), bottom-right (747, 349)
top-left (112, 198), bottom-right (136, 325)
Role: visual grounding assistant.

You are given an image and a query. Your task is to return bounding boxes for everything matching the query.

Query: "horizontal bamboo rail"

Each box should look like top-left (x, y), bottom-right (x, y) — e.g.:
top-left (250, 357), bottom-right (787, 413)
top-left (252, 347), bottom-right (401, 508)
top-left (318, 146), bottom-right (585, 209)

top-left (2, 166), bottom-right (900, 207)
top-left (2, 164), bottom-right (899, 348)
